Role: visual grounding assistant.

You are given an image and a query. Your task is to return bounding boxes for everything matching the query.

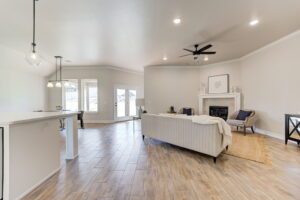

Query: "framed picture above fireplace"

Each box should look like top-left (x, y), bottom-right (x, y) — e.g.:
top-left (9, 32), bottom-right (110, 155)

top-left (208, 74), bottom-right (229, 94)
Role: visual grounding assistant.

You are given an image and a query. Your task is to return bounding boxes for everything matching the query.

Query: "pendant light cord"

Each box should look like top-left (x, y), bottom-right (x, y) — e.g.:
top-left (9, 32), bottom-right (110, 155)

top-left (60, 57), bottom-right (62, 82)
top-left (55, 57), bottom-right (58, 81)
top-left (32, 0), bottom-right (37, 53)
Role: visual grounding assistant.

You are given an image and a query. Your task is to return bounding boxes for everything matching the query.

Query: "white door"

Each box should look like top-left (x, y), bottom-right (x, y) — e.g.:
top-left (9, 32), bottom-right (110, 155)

top-left (114, 87), bottom-right (137, 121)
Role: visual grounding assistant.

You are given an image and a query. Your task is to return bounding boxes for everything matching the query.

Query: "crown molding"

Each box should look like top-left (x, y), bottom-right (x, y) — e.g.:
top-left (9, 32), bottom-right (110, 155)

top-left (144, 59), bottom-right (241, 70)
top-left (240, 29), bottom-right (300, 60)
top-left (144, 29), bottom-right (300, 70)
top-left (62, 65), bottom-right (144, 75)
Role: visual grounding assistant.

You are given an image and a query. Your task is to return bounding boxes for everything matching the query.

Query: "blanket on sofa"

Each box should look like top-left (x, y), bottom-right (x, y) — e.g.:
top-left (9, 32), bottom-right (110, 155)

top-left (192, 115), bottom-right (232, 148)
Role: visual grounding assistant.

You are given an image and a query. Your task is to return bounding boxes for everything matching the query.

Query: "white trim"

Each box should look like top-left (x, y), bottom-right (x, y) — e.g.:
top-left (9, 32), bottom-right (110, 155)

top-left (144, 59), bottom-right (241, 70)
top-left (255, 128), bottom-right (284, 140)
top-left (240, 29), bottom-right (300, 60)
top-left (46, 29), bottom-right (300, 76)
top-left (62, 65), bottom-right (143, 75)
top-left (199, 58), bottom-right (241, 69)
top-left (16, 167), bottom-right (61, 200)
top-left (113, 85), bottom-right (138, 121)
top-left (198, 93), bottom-right (241, 115)
top-left (84, 120), bottom-right (115, 124)
top-left (144, 29), bottom-right (300, 70)
top-left (81, 79), bottom-right (98, 112)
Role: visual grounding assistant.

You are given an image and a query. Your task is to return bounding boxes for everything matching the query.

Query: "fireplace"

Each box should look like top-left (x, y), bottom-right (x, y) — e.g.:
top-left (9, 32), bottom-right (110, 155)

top-left (209, 106), bottom-right (229, 120)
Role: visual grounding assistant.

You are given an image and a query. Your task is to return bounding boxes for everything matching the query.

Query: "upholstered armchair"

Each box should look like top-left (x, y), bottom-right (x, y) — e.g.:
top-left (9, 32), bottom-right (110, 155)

top-left (226, 110), bottom-right (258, 135)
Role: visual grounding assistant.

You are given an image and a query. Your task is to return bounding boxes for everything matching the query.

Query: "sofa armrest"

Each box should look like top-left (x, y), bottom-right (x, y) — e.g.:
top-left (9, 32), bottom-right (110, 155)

top-left (245, 114), bottom-right (258, 127)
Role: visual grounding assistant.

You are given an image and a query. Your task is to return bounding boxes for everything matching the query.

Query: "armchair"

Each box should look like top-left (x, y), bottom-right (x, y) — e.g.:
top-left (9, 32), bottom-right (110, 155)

top-left (227, 110), bottom-right (257, 135)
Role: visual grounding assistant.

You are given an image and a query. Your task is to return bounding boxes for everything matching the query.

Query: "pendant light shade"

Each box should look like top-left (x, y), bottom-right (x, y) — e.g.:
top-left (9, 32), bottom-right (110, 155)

top-left (25, 50), bottom-right (42, 67)
top-left (55, 82), bottom-right (62, 88)
top-left (26, 0), bottom-right (42, 66)
top-left (47, 56), bottom-right (67, 88)
top-left (47, 82), bottom-right (54, 88)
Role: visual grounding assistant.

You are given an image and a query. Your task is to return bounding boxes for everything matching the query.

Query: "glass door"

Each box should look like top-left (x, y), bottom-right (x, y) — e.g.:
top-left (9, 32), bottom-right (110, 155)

top-left (129, 90), bottom-right (137, 117)
top-left (114, 87), bottom-right (137, 121)
top-left (116, 88), bottom-right (126, 119)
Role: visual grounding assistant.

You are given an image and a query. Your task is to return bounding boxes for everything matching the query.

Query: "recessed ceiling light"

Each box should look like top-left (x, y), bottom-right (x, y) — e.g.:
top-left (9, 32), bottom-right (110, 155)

top-left (204, 56), bottom-right (209, 61)
top-left (163, 56), bottom-right (168, 61)
top-left (173, 18), bottom-right (181, 25)
top-left (249, 19), bottom-right (259, 26)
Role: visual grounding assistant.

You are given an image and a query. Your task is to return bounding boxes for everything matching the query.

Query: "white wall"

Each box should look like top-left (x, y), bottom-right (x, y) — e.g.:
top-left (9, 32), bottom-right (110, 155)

top-left (144, 30), bottom-right (300, 138)
top-left (241, 31), bottom-right (300, 137)
top-left (144, 67), bottom-right (201, 114)
top-left (0, 44), bottom-right (46, 112)
top-left (145, 61), bottom-right (242, 114)
top-left (47, 66), bottom-right (144, 122)
top-left (199, 60), bottom-right (242, 94)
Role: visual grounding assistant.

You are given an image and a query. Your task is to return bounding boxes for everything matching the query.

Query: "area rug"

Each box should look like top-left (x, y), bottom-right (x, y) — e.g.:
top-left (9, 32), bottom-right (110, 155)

top-left (225, 132), bottom-right (271, 164)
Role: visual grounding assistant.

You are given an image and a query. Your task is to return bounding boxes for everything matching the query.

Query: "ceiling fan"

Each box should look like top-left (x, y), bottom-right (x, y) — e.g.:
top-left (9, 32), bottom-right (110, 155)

top-left (180, 44), bottom-right (216, 60)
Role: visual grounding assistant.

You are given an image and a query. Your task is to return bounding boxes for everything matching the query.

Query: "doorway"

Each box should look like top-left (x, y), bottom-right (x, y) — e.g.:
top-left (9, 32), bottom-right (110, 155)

top-left (114, 86), bottom-right (137, 121)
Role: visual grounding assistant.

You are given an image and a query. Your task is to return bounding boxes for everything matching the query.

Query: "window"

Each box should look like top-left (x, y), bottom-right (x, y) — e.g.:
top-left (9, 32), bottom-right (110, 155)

top-left (81, 79), bottom-right (98, 112)
top-left (62, 80), bottom-right (79, 111)
top-left (116, 89), bottom-right (126, 117)
top-left (129, 90), bottom-right (137, 116)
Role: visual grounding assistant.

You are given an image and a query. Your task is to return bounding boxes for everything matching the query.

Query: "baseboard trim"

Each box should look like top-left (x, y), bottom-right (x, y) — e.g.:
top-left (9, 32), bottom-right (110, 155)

top-left (84, 120), bottom-right (115, 124)
top-left (255, 128), bottom-right (284, 140)
top-left (84, 119), bottom-right (135, 124)
top-left (16, 167), bottom-right (61, 200)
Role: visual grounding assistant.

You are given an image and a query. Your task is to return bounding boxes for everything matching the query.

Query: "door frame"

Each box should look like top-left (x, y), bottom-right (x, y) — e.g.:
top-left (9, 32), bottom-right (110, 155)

top-left (114, 85), bottom-right (138, 121)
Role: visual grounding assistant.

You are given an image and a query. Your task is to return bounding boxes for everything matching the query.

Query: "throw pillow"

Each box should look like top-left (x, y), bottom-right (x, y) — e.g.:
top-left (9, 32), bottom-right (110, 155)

top-left (183, 108), bottom-right (192, 116)
top-left (236, 110), bottom-right (252, 120)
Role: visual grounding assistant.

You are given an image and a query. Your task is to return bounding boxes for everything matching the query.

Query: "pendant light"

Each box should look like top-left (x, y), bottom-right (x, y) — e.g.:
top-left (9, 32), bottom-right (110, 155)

top-left (47, 56), bottom-right (60, 88)
top-left (47, 56), bottom-right (69, 88)
top-left (55, 56), bottom-right (62, 88)
top-left (58, 56), bottom-right (70, 87)
top-left (25, 0), bottom-right (42, 67)
top-left (47, 82), bottom-right (54, 88)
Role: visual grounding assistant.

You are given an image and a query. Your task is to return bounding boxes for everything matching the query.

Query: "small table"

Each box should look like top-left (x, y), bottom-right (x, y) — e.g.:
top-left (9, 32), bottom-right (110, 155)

top-left (285, 114), bottom-right (300, 145)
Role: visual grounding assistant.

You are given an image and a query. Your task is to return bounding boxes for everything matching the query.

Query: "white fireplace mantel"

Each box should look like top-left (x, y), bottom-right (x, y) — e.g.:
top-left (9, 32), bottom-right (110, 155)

top-left (198, 93), bottom-right (241, 115)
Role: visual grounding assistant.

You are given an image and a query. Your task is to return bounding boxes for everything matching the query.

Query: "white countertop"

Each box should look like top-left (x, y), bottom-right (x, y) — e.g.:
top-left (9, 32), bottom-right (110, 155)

top-left (0, 111), bottom-right (79, 125)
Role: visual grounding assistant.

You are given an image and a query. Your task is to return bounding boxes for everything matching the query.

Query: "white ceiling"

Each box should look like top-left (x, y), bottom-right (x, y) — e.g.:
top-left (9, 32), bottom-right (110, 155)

top-left (1, 0), bottom-right (300, 74)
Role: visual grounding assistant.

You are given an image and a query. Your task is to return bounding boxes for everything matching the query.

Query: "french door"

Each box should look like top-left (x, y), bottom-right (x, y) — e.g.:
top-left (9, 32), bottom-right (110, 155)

top-left (114, 87), bottom-right (137, 121)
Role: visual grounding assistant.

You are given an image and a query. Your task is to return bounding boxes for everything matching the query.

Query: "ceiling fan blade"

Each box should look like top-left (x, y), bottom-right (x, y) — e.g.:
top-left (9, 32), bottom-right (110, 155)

top-left (197, 44), bottom-right (213, 53)
top-left (180, 54), bottom-right (192, 57)
top-left (199, 51), bottom-right (216, 54)
top-left (183, 48), bottom-right (194, 53)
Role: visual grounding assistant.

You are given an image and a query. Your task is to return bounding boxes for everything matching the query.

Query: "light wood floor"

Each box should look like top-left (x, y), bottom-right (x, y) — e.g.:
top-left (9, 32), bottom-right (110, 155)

top-left (23, 121), bottom-right (300, 200)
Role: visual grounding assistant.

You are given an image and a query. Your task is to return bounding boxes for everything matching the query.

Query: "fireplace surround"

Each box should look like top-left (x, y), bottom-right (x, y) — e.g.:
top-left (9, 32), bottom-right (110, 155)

top-left (198, 93), bottom-right (241, 116)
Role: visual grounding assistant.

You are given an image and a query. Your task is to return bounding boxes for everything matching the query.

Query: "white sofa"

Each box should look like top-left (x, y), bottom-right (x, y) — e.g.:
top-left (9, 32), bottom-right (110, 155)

top-left (141, 114), bottom-right (230, 162)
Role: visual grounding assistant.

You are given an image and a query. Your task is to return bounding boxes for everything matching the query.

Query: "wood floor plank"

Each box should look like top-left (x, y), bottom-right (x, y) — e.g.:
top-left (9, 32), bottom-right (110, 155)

top-left (22, 121), bottom-right (300, 200)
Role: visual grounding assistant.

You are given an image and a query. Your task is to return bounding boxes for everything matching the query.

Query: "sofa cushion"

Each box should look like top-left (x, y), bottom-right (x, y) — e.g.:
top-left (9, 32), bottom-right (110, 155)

top-left (227, 119), bottom-right (245, 126)
top-left (236, 110), bottom-right (252, 120)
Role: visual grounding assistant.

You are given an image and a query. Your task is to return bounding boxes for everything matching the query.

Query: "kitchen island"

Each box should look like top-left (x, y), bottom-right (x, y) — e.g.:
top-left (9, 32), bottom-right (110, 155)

top-left (0, 111), bottom-right (79, 200)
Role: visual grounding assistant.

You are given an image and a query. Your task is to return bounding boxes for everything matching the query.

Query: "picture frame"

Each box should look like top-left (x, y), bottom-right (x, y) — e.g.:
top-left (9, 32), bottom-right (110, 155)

top-left (208, 74), bottom-right (229, 94)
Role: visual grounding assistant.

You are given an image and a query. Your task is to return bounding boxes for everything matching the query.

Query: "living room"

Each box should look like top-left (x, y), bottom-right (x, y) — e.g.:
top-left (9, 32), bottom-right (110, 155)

top-left (145, 29), bottom-right (300, 139)
top-left (1, 0), bottom-right (300, 200)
